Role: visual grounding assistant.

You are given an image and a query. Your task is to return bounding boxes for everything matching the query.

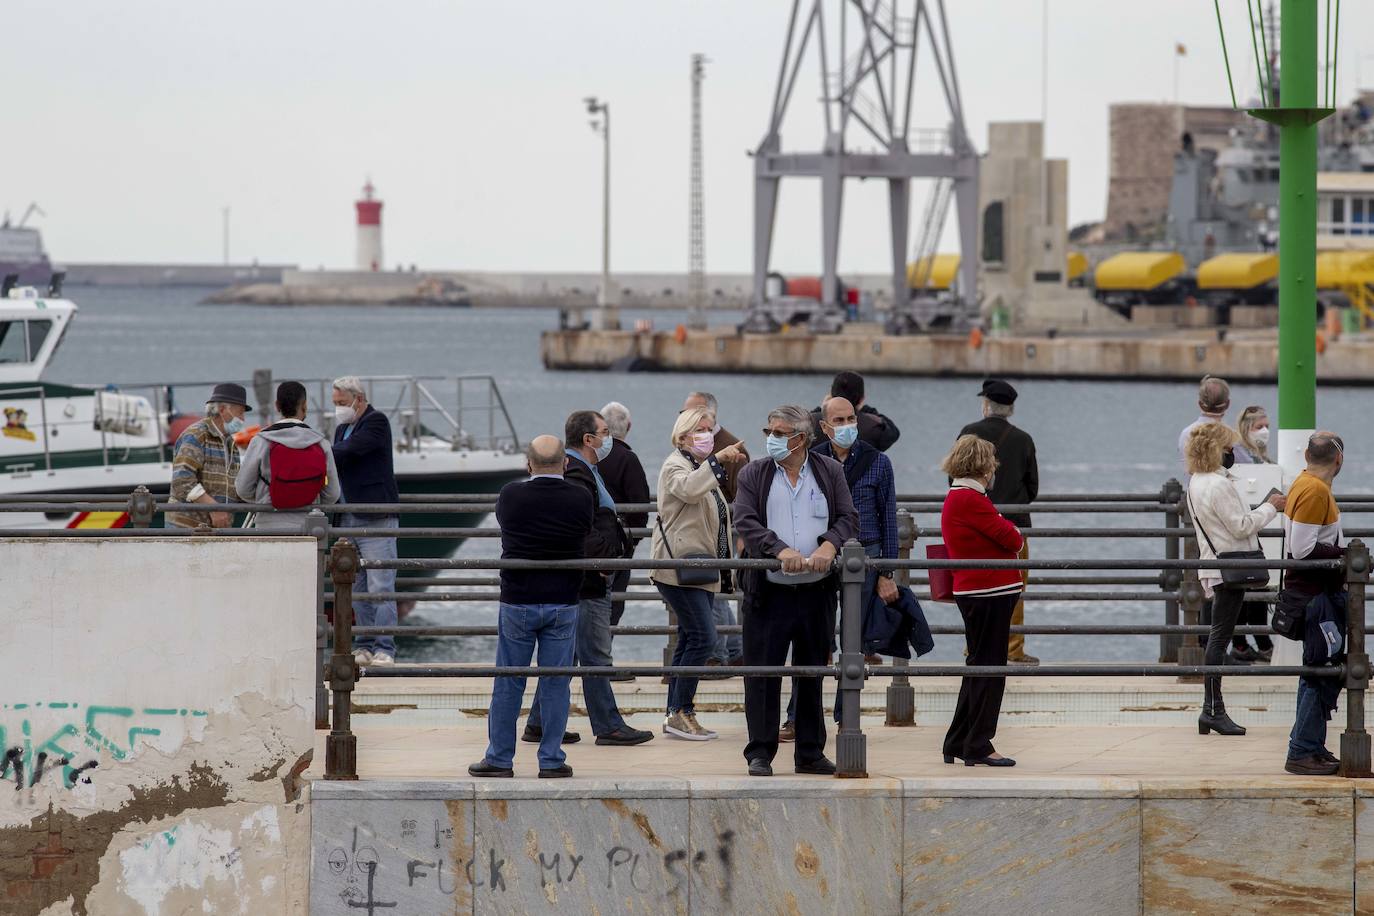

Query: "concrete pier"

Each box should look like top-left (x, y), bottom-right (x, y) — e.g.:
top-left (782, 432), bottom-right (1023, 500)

top-left (541, 326), bottom-right (1374, 384)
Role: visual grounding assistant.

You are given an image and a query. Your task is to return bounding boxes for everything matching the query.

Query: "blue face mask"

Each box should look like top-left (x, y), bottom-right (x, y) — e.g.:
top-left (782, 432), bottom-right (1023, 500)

top-left (224, 415), bottom-right (247, 436)
top-left (592, 434), bottom-right (614, 463)
top-left (765, 434), bottom-right (796, 462)
top-left (831, 423), bottom-right (858, 448)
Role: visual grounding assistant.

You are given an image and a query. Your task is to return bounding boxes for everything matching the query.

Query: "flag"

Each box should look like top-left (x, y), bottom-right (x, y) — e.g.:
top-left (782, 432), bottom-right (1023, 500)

top-left (1176, 43), bottom-right (1187, 57)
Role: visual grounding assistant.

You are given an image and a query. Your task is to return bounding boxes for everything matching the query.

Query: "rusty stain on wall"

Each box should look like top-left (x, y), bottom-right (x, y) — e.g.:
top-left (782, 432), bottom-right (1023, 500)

top-left (0, 762), bottom-right (229, 916)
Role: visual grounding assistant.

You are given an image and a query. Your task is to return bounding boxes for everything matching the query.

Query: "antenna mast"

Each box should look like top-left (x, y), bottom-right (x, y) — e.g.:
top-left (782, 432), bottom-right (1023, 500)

top-left (688, 54), bottom-right (708, 330)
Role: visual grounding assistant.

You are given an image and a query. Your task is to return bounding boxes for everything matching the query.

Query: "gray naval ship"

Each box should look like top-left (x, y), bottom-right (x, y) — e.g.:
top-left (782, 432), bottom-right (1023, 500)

top-left (0, 204), bottom-right (55, 287)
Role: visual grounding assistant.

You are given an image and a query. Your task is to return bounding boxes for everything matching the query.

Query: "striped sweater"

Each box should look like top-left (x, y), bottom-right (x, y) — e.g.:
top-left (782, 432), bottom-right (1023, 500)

top-left (168, 418), bottom-right (240, 528)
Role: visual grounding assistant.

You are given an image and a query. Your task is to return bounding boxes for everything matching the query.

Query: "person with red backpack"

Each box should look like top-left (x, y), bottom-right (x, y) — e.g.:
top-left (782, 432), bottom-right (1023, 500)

top-left (235, 380), bottom-right (341, 530)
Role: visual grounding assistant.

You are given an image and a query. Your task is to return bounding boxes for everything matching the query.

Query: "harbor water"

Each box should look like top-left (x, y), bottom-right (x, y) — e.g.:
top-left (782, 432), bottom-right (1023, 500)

top-left (50, 286), bottom-right (1374, 664)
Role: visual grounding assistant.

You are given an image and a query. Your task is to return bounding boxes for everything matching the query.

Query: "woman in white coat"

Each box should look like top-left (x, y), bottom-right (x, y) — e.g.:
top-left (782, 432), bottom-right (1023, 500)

top-left (1185, 422), bottom-right (1286, 736)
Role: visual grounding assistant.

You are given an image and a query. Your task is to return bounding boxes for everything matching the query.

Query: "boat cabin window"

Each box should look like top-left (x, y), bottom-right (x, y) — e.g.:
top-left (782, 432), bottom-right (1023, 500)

top-left (0, 320), bottom-right (53, 363)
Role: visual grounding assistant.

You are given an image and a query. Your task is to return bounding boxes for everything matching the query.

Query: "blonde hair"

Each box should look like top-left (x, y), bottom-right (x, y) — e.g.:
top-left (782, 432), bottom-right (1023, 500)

top-left (1236, 405), bottom-right (1269, 462)
top-left (672, 406), bottom-right (713, 449)
top-left (941, 434), bottom-right (998, 480)
top-left (1186, 421), bottom-right (1238, 475)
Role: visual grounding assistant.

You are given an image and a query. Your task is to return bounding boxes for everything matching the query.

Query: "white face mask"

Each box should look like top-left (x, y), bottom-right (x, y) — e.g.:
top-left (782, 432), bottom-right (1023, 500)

top-left (1252, 426), bottom-right (1271, 447)
top-left (335, 404), bottom-right (358, 425)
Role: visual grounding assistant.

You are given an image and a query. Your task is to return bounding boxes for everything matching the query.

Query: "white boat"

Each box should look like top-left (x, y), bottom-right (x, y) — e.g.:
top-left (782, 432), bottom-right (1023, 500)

top-left (0, 283), bottom-right (528, 539)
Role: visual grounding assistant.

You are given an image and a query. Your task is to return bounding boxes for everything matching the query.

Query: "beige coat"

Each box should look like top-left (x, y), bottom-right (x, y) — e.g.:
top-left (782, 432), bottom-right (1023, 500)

top-left (650, 449), bottom-right (731, 591)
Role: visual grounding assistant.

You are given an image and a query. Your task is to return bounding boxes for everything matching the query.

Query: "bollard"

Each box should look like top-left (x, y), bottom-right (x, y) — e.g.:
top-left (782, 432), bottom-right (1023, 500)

top-left (325, 539), bottom-right (359, 780)
top-left (1341, 539), bottom-right (1372, 778)
top-left (885, 510), bottom-right (916, 727)
top-left (127, 485), bottom-right (156, 529)
top-left (1159, 478), bottom-right (1183, 663)
top-left (304, 509), bottom-right (331, 730)
top-left (835, 539), bottom-right (868, 778)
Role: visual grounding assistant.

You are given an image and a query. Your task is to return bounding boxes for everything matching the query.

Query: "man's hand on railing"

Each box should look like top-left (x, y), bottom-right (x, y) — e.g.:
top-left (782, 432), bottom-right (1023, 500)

top-left (808, 541), bottom-right (837, 573)
top-left (777, 547), bottom-right (808, 574)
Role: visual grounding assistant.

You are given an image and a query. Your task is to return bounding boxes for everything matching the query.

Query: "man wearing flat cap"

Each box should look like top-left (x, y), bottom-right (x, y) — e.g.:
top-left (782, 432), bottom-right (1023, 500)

top-left (168, 382), bottom-right (252, 529)
top-left (958, 379), bottom-right (1040, 664)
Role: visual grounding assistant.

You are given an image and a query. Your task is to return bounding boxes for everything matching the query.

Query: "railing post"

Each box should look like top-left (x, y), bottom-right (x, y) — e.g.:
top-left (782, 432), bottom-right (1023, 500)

top-left (1340, 539), bottom-right (1372, 778)
top-left (304, 509), bottom-right (331, 730)
top-left (127, 485), bottom-right (155, 529)
top-left (1176, 497), bottom-right (1205, 682)
top-left (885, 510), bottom-right (916, 727)
top-left (1160, 479), bottom-right (1183, 663)
top-left (836, 539), bottom-right (868, 778)
top-left (325, 539), bottom-right (359, 780)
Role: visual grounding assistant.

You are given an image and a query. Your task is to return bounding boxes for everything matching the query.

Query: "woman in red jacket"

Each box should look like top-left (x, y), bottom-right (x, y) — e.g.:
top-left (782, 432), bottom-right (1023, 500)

top-left (939, 434), bottom-right (1025, 767)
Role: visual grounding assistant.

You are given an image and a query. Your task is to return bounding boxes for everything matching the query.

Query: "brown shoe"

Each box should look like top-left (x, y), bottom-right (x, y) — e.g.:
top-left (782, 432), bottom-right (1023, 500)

top-left (728, 657), bottom-right (746, 667)
top-left (779, 722), bottom-right (796, 743)
top-left (864, 653), bottom-right (883, 665)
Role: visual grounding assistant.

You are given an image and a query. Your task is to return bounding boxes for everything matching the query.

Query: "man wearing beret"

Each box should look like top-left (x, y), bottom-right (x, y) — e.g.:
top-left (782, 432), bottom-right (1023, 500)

top-left (168, 382), bottom-right (252, 529)
top-left (958, 379), bottom-right (1040, 664)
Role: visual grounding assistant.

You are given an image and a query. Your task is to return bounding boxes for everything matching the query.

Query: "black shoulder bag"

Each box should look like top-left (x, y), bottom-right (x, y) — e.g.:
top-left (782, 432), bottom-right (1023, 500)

top-left (1187, 492), bottom-right (1270, 589)
top-left (656, 514), bottom-right (720, 587)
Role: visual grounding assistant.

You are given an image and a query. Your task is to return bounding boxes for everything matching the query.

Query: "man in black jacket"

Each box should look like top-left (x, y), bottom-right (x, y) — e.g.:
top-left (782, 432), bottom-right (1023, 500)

top-left (332, 376), bottom-right (401, 667)
top-left (733, 405), bottom-right (859, 777)
top-left (597, 402), bottom-right (650, 637)
top-left (959, 379), bottom-right (1040, 664)
top-left (809, 370), bottom-right (901, 452)
top-left (469, 435), bottom-right (594, 779)
top-left (525, 410), bottom-right (654, 747)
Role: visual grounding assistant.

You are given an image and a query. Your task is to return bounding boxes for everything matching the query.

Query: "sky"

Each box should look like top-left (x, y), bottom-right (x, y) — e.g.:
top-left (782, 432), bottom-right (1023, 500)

top-left (8, 0), bottom-right (1373, 274)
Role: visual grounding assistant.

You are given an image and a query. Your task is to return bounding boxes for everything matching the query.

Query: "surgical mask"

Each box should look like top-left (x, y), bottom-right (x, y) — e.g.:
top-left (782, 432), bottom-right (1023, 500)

top-left (1222, 449), bottom-right (1235, 469)
top-left (830, 423), bottom-right (858, 449)
top-left (334, 404), bottom-right (357, 425)
top-left (689, 431), bottom-right (715, 458)
top-left (1252, 427), bottom-right (1271, 447)
top-left (224, 415), bottom-right (247, 436)
top-left (591, 434), bottom-right (613, 462)
top-left (765, 434), bottom-right (796, 462)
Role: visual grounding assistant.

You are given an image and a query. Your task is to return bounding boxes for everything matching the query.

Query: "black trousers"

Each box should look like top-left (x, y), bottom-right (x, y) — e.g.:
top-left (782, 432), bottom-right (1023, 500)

top-left (743, 578), bottom-right (833, 765)
top-left (608, 569), bottom-right (631, 627)
top-left (943, 592), bottom-right (1017, 760)
top-left (1204, 586), bottom-right (1246, 667)
top-left (1231, 601), bottom-right (1274, 652)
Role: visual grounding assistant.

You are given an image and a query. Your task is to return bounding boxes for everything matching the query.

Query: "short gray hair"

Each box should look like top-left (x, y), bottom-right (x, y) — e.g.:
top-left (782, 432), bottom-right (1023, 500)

top-left (332, 376), bottom-right (366, 399)
top-left (601, 401), bottom-right (631, 439)
top-left (688, 391), bottom-right (719, 415)
top-left (205, 402), bottom-right (228, 418)
top-left (767, 404), bottom-right (813, 444)
top-left (1199, 375), bottom-right (1230, 413)
top-left (983, 398), bottom-right (1013, 419)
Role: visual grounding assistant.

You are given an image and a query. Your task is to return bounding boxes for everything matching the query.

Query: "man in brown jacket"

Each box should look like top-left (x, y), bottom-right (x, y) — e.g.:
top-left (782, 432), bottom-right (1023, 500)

top-left (683, 391), bottom-right (750, 669)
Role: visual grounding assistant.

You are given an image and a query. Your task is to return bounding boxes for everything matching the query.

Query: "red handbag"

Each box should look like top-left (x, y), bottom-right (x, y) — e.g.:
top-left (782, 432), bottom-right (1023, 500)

top-left (926, 544), bottom-right (955, 602)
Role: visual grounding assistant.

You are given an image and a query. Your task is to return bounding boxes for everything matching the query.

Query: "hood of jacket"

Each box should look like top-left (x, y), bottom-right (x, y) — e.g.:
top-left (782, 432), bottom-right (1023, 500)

top-left (257, 420), bottom-right (330, 449)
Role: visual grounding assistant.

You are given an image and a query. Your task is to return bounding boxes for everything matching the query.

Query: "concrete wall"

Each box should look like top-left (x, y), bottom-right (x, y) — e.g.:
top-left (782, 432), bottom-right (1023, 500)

top-left (541, 327), bottom-right (1374, 384)
top-left (312, 778), bottom-right (1372, 914)
top-left (0, 537), bottom-right (316, 915)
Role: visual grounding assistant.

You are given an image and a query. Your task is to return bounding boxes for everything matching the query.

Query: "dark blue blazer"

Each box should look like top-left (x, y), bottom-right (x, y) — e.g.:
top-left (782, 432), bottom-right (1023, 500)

top-left (332, 405), bottom-right (400, 506)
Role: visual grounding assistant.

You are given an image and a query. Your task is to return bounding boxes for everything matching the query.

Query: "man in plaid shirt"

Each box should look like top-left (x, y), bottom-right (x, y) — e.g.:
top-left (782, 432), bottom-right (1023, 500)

top-left (780, 395), bottom-right (898, 741)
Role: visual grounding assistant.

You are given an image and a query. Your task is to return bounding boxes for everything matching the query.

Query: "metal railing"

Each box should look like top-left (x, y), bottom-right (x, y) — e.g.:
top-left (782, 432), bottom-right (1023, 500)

top-left (317, 537), bottom-right (1371, 781)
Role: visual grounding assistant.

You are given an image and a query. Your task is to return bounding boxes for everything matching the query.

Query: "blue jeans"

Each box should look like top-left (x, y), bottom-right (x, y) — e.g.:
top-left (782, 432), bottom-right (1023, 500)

top-left (1289, 677), bottom-right (1332, 759)
top-left (657, 582), bottom-right (718, 715)
top-left (529, 595), bottom-right (627, 736)
top-left (484, 602), bottom-right (578, 770)
top-left (711, 595), bottom-right (743, 662)
top-left (343, 513), bottom-right (399, 656)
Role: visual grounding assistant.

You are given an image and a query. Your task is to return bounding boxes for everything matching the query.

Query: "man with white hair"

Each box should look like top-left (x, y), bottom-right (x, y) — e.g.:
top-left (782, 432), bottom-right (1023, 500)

top-left (1178, 376), bottom-right (1231, 480)
top-left (595, 401), bottom-right (651, 667)
top-left (332, 376), bottom-right (400, 666)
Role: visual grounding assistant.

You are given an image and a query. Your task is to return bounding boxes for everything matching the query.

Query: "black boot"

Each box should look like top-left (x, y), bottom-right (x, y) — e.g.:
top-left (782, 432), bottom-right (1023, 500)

top-left (1198, 677), bottom-right (1246, 736)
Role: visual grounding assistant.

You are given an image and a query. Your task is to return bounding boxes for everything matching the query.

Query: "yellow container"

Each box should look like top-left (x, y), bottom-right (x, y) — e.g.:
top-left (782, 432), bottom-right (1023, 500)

top-left (1093, 252), bottom-right (1186, 291)
top-left (1316, 250), bottom-right (1374, 289)
top-left (907, 254), bottom-right (960, 290)
top-left (1066, 251), bottom-right (1088, 282)
top-left (1196, 252), bottom-right (1278, 290)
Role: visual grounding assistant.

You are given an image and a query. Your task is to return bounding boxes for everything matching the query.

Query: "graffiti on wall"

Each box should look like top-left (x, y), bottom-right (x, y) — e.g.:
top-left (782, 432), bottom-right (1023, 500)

top-left (0, 702), bottom-right (208, 794)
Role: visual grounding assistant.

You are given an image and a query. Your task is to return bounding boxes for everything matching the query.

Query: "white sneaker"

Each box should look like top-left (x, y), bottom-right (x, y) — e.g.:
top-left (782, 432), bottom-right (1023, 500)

top-left (353, 649), bottom-right (373, 666)
top-left (663, 710), bottom-right (712, 741)
top-left (683, 711), bottom-right (718, 740)
top-left (369, 652), bottom-right (395, 666)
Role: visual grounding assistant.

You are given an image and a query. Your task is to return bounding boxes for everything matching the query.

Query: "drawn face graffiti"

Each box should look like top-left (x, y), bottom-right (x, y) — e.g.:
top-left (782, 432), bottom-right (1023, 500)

top-left (2, 407), bottom-right (35, 442)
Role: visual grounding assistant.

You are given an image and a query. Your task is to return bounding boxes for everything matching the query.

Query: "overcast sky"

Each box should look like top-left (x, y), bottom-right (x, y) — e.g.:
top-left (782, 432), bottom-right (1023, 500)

top-left (9, 1), bottom-right (1372, 274)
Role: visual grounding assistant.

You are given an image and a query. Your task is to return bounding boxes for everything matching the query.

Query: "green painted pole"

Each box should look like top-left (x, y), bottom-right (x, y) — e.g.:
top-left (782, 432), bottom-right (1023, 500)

top-left (1275, 0), bottom-right (1319, 474)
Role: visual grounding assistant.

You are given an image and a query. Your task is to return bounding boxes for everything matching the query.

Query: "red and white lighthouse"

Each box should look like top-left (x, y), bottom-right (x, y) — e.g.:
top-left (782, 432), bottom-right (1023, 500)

top-left (355, 179), bottom-right (383, 271)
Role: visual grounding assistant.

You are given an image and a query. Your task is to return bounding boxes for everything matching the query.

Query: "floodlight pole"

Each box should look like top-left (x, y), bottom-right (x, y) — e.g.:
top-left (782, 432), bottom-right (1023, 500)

top-left (1250, 0), bottom-right (1329, 476)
